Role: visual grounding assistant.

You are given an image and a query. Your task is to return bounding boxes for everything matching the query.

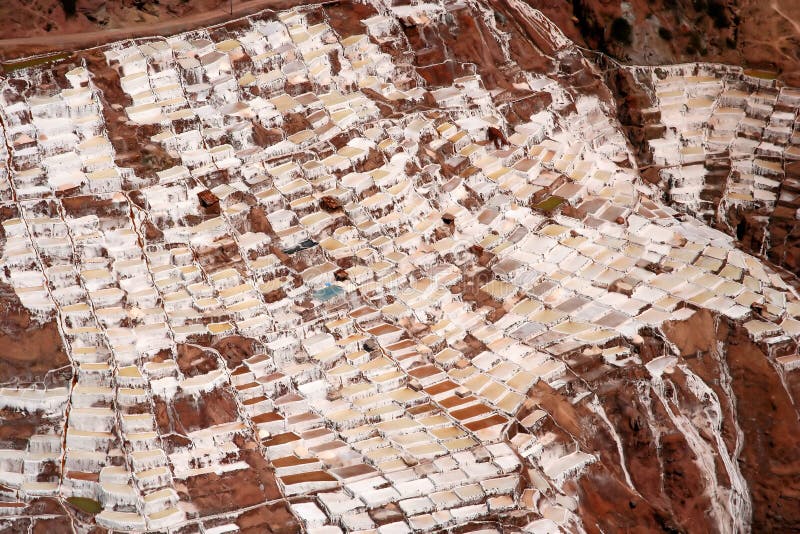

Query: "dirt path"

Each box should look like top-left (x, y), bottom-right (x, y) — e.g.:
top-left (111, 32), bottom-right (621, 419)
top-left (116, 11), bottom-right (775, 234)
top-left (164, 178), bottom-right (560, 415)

top-left (0, 0), bottom-right (297, 60)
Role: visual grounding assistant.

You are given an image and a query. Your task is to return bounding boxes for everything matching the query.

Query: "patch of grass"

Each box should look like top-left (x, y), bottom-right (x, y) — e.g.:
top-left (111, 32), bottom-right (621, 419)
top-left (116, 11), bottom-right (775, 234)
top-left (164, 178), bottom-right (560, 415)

top-left (2, 53), bottom-right (71, 74)
top-left (66, 497), bottom-right (101, 514)
top-left (534, 196), bottom-right (566, 212)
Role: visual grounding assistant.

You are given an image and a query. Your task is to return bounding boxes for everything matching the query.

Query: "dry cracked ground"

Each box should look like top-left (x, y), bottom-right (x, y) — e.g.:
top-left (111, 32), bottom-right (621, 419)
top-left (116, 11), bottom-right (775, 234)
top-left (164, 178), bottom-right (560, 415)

top-left (0, 1), bottom-right (799, 533)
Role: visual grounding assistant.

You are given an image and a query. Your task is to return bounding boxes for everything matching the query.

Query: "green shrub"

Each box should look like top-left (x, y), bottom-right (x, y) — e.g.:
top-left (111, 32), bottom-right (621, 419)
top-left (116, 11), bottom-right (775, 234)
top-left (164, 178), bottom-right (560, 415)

top-left (686, 32), bottom-right (706, 55)
top-left (610, 17), bottom-right (633, 46)
top-left (708, 0), bottom-right (730, 28)
top-left (60, 0), bottom-right (77, 17)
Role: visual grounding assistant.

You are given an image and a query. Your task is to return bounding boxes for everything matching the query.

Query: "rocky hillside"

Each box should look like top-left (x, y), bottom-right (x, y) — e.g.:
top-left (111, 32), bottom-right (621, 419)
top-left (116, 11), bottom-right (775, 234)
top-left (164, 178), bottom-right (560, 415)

top-left (3, 0), bottom-right (800, 81)
top-left (561, 0), bottom-right (800, 85)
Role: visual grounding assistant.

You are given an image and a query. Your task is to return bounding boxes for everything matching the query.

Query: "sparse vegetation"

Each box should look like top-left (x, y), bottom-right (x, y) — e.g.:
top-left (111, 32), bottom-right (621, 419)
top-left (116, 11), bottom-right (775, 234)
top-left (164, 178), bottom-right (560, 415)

top-left (60, 0), bottom-right (77, 17)
top-left (610, 17), bottom-right (633, 46)
top-left (686, 32), bottom-right (706, 55)
top-left (707, 0), bottom-right (731, 28)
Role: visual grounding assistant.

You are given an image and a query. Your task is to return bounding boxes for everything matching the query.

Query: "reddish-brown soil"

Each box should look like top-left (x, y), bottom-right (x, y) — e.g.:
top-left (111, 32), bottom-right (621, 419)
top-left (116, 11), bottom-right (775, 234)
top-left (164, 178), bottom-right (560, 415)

top-left (675, 313), bottom-right (800, 531)
top-left (323, 1), bottom-right (377, 39)
top-left (722, 325), bottom-right (800, 530)
top-left (176, 344), bottom-right (220, 378)
top-left (213, 335), bottom-right (260, 368)
top-left (529, 304), bottom-right (800, 531)
top-left (0, 409), bottom-right (56, 450)
top-left (235, 501), bottom-right (299, 534)
top-left (0, 281), bottom-right (69, 387)
top-left (30, 516), bottom-right (73, 534)
top-left (0, 499), bottom-right (74, 534)
top-left (0, 499), bottom-right (75, 534)
top-left (167, 388), bottom-right (240, 434)
top-left (574, 464), bottom-right (675, 532)
top-left (662, 308), bottom-right (718, 357)
top-left (182, 448), bottom-right (283, 515)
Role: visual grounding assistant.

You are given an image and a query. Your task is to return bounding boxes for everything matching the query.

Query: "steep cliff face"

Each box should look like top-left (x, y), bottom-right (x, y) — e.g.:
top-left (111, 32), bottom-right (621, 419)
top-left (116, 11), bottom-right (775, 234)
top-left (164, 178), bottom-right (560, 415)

top-left (665, 311), bottom-right (800, 531)
top-left (535, 307), bottom-right (800, 532)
